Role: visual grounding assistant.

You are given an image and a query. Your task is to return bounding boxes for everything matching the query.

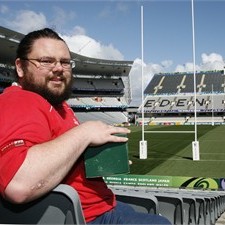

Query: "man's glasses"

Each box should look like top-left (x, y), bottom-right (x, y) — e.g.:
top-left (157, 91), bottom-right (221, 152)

top-left (21, 57), bottom-right (76, 70)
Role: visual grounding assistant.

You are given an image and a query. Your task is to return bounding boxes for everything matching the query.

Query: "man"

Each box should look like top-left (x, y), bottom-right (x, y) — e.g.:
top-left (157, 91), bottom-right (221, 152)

top-left (0, 28), bottom-right (170, 224)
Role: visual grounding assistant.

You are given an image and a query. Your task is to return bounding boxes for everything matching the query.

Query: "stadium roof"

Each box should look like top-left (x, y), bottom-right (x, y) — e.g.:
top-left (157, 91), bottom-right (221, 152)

top-left (0, 26), bottom-right (133, 76)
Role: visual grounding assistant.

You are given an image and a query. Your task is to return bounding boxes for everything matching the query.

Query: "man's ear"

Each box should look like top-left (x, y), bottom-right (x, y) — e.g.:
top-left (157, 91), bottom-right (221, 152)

top-left (15, 58), bottom-right (24, 78)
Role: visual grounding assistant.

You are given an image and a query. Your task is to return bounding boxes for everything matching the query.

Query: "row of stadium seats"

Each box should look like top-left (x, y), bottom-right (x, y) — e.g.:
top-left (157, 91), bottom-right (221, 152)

top-left (110, 185), bottom-right (225, 225)
top-left (145, 70), bottom-right (225, 95)
top-left (75, 111), bottom-right (128, 125)
top-left (3, 183), bottom-right (224, 225)
top-left (67, 96), bottom-right (128, 108)
top-left (72, 77), bottom-right (124, 95)
top-left (67, 97), bottom-right (129, 125)
top-left (1, 181), bottom-right (225, 225)
top-left (136, 116), bottom-right (225, 125)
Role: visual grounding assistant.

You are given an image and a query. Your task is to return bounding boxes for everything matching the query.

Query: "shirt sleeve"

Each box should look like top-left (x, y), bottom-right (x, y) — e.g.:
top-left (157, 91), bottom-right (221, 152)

top-left (0, 91), bottom-right (54, 193)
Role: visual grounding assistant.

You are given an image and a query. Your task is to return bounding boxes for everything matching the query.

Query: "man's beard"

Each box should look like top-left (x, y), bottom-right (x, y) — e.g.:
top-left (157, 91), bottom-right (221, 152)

top-left (21, 73), bottom-right (73, 106)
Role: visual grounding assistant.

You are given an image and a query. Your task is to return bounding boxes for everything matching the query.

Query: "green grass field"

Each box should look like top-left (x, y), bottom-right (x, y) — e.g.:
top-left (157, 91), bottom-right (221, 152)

top-left (127, 125), bottom-right (225, 178)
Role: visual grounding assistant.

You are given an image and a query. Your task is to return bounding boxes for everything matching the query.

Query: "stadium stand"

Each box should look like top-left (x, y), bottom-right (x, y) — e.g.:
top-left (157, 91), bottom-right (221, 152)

top-left (71, 77), bottom-right (125, 96)
top-left (137, 70), bottom-right (225, 125)
top-left (67, 96), bottom-right (128, 124)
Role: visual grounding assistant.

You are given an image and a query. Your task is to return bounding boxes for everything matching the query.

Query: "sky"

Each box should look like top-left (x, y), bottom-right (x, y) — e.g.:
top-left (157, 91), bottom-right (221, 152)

top-left (1, 0), bottom-right (225, 106)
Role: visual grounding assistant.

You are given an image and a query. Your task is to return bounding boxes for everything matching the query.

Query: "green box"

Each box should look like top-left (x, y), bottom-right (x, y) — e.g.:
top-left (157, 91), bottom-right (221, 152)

top-left (84, 137), bottom-right (130, 178)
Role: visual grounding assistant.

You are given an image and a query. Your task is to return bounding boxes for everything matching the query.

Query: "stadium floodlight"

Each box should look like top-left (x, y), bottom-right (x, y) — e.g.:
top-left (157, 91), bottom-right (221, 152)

top-left (139, 5), bottom-right (147, 159)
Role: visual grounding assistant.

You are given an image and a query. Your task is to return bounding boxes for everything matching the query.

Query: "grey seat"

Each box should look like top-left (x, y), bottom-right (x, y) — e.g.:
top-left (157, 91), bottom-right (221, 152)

top-left (142, 189), bottom-right (183, 225)
top-left (111, 186), bottom-right (183, 224)
top-left (111, 186), bottom-right (159, 215)
top-left (0, 184), bottom-right (86, 224)
top-left (154, 194), bottom-right (184, 225)
top-left (181, 195), bottom-right (196, 225)
top-left (194, 197), bottom-right (206, 225)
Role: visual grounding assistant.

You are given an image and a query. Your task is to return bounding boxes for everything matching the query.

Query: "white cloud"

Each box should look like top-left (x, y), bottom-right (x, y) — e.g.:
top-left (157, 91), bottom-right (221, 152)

top-left (63, 33), bottom-right (124, 60)
top-left (201, 52), bottom-right (223, 64)
top-left (200, 53), bottom-right (224, 71)
top-left (1, 5), bottom-right (123, 61)
top-left (6, 10), bottom-right (47, 34)
top-left (175, 62), bottom-right (200, 73)
top-left (175, 53), bottom-right (225, 73)
top-left (129, 59), bottom-right (166, 106)
top-left (161, 60), bottom-right (173, 68)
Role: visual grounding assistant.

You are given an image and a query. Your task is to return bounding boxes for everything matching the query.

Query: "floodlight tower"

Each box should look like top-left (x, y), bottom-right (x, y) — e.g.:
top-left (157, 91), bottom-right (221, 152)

top-left (139, 5), bottom-right (147, 159)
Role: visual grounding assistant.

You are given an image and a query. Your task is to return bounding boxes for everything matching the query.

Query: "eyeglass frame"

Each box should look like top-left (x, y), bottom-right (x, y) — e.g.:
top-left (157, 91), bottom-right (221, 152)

top-left (21, 57), bottom-right (76, 69)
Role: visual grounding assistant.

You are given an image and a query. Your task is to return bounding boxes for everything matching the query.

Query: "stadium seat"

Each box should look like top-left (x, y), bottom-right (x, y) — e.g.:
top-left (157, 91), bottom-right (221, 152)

top-left (0, 184), bottom-right (86, 224)
top-left (111, 186), bottom-right (184, 224)
top-left (153, 194), bottom-right (184, 224)
top-left (203, 193), bottom-right (218, 224)
top-left (203, 197), bottom-right (211, 225)
top-left (179, 194), bottom-right (196, 225)
top-left (194, 196), bottom-right (206, 225)
top-left (188, 191), bottom-right (219, 224)
top-left (177, 189), bottom-right (225, 225)
top-left (189, 192), bottom-right (211, 225)
top-left (162, 189), bottom-right (198, 225)
top-left (111, 186), bottom-right (159, 214)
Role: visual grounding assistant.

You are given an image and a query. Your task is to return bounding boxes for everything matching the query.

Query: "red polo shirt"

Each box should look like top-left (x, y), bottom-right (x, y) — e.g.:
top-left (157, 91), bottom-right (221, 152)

top-left (0, 86), bottom-right (115, 222)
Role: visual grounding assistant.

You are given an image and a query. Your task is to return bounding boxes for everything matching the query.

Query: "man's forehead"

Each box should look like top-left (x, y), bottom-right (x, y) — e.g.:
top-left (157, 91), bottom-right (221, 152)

top-left (31, 38), bottom-right (70, 56)
top-left (33, 38), bottom-right (65, 47)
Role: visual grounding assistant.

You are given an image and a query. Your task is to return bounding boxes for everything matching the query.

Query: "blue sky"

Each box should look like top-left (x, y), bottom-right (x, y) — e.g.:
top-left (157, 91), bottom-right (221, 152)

top-left (0, 0), bottom-right (225, 106)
